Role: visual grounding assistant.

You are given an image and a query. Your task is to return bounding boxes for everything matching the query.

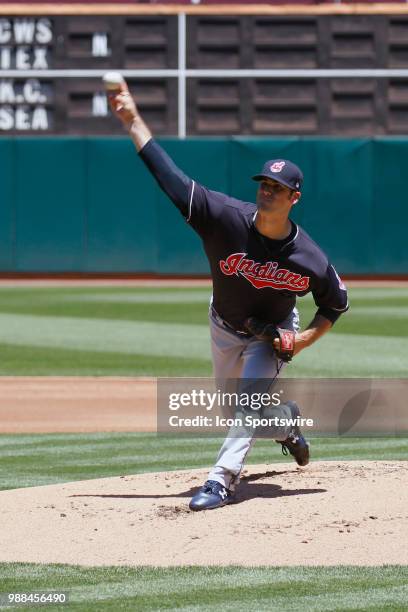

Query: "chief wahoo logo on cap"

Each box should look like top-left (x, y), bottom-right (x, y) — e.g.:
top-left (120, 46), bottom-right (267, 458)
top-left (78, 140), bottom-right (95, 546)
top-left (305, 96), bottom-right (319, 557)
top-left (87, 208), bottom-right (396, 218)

top-left (270, 161), bottom-right (285, 173)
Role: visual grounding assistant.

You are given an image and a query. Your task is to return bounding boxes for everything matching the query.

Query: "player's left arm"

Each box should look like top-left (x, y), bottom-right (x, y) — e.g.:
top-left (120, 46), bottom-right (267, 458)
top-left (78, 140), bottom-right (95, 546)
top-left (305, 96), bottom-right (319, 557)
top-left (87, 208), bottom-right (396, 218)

top-left (291, 264), bottom-right (349, 356)
top-left (290, 313), bottom-right (333, 356)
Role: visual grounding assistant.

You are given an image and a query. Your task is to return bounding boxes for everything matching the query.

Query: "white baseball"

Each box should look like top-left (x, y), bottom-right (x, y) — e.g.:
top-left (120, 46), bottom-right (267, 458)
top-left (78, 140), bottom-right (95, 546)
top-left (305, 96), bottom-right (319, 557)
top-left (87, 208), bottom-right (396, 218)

top-left (102, 71), bottom-right (125, 91)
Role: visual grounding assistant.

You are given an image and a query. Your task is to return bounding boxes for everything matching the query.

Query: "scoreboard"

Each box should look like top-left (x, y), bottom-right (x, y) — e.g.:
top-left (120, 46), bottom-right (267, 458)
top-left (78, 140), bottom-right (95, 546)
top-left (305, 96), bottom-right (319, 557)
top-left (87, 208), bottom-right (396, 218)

top-left (0, 17), bottom-right (52, 131)
top-left (0, 15), bottom-right (178, 134)
top-left (1, 12), bottom-right (408, 136)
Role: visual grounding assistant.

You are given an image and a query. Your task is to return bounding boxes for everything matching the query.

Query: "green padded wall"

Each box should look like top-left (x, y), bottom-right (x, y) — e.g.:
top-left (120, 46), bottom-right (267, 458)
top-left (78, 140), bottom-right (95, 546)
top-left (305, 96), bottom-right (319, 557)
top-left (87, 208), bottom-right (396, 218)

top-left (14, 138), bottom-right (86, 271)
top-left (372, 138), bottom-right (406, 274)
top-left (86, 138), bottom-right (158, 272)
top-left (1, 136), bottom-right (407, 275)
top-left (0, 138), bottom-right (14, 269)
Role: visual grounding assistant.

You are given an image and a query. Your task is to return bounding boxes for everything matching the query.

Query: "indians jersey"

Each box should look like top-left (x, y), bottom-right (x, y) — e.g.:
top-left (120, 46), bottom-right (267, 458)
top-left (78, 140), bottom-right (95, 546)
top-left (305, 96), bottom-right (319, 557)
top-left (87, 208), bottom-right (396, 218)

top-left (140, 139), bottom-right (349, 330)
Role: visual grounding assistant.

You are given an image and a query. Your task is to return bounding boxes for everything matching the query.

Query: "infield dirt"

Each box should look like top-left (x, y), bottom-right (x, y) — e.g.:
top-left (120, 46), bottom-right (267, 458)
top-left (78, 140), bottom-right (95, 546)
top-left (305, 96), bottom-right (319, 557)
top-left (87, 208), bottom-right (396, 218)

top-left (1, 378), bottom-right (406, 567)
top-left (0, 461), bottom-right (407, 567)
top-left (0, 377), bottom-right (155, 433)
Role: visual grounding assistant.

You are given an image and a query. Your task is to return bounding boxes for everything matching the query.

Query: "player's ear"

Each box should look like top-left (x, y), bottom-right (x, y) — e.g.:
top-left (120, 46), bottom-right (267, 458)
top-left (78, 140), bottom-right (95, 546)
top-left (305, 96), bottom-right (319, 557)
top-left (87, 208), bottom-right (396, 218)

top-left (291, 190), bottom-right (301, 205)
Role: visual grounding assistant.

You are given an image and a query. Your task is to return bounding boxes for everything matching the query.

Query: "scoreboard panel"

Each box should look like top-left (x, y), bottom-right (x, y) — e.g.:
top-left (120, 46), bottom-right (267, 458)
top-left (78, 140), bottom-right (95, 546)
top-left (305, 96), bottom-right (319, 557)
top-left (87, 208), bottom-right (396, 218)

top-left (0, 15), bottom-right (178, 133)
top-left (1, 13), bottom-right (408, 135)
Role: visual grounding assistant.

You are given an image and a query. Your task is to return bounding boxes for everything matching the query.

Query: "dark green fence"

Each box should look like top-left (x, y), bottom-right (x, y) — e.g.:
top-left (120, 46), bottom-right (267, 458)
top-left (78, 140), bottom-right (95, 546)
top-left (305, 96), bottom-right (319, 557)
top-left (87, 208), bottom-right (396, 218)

top-left (0, 136), bottom-right (405, 274)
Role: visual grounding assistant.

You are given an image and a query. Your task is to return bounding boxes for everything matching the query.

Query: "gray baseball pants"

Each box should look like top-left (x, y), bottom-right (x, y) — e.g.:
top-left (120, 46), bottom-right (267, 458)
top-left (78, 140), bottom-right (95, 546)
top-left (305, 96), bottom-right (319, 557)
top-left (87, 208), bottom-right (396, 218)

top-left (207, 307), bottom-right (300, 491)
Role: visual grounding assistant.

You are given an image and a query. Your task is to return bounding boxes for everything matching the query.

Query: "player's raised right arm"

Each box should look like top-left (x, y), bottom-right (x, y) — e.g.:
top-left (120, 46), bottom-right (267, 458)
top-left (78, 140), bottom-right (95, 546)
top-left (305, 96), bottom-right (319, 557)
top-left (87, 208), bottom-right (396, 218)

top-left (104, 72), bottom-right (151, 151)
top-left (105, 73), bottom-right (193, 216)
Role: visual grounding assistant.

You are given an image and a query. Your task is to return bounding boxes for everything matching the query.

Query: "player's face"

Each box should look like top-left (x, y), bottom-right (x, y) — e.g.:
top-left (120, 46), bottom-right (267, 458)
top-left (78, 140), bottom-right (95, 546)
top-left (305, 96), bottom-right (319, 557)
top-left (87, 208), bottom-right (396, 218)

top-left (256, 178), bottom-right (299, 213)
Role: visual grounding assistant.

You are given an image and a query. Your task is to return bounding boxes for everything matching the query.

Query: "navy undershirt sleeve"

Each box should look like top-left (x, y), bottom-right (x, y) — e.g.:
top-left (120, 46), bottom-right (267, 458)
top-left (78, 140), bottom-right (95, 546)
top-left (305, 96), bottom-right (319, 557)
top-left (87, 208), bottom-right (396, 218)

top-left (139, 139), bottom-right (192, 217)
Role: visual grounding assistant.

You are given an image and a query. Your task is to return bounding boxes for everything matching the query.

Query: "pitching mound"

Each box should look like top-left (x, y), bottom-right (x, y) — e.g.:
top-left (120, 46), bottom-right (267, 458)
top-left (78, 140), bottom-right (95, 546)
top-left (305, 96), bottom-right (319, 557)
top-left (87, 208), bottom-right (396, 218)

top-left (1, 461), bottom-right (407, 567)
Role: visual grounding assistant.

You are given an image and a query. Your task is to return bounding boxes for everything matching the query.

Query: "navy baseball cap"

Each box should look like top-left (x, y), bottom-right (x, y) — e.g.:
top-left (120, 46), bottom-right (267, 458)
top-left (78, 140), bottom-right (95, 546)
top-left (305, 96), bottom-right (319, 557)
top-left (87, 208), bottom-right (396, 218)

top-left (252, 159), bottom-right (303, 191)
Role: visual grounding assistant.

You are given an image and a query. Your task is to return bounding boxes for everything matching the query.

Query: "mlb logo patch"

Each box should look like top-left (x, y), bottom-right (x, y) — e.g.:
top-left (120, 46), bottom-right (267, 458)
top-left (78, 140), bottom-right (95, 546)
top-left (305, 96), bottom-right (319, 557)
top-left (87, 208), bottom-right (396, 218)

top-left (270, 161), bottom-right (285, 173)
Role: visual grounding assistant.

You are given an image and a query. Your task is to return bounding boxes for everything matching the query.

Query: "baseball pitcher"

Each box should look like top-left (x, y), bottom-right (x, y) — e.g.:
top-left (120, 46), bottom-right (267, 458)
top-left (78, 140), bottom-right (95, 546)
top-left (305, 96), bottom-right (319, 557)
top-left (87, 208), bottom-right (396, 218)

top-left (106, 76), bottom-right (349, 511)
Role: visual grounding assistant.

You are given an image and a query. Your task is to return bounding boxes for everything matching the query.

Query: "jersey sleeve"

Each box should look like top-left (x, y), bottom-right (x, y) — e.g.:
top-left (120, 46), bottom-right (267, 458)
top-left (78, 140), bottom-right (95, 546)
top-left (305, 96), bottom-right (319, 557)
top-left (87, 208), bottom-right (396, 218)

top-left (138, 139), bottom-right (221, 237)
top-left (311, 263), bottom-right (349, 324)
top-left (186, 182), bottom-right (225, 237)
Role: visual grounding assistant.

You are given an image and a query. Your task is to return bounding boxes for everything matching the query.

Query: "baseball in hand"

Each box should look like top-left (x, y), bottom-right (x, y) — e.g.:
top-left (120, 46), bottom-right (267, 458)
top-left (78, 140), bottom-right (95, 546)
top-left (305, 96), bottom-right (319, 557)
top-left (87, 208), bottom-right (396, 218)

top-left (103, 72), bottom-right (137, 126)
top-left (102, 71), bottom-right (127, 93)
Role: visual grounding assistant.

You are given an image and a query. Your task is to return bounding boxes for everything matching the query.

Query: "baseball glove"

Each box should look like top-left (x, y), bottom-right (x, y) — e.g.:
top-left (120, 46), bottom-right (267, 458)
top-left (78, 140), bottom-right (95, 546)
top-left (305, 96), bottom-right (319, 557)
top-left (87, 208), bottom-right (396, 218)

top-left (244, 316), bottom-right (296, 362)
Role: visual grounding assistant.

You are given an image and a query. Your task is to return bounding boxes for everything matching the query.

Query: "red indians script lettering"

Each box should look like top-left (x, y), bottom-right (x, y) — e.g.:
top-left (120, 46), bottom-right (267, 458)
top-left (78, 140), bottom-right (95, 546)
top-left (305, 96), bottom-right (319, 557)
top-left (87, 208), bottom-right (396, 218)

top-left (219, 252), bottom-right (310, 291)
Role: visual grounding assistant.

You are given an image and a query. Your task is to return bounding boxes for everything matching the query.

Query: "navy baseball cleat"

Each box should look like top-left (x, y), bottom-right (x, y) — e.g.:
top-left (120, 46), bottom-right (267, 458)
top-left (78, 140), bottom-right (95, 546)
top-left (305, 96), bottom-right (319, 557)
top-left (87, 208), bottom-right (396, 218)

top-left (277, 401), bottom-right (310, 466)
top-left (189, 480), bottom-right (234, 511)
top-left (278, 431), bottom-right (310, 466)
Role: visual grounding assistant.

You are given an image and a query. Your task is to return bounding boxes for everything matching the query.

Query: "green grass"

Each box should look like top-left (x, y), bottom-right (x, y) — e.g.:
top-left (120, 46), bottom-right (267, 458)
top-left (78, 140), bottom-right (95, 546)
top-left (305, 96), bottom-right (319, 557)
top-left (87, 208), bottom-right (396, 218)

top-left (0, 284), bottom-right (405, 334)
top-left (0, 564), bottom-right (406, 611)
top-left (0, 288), bottom-right (208, 325)
top-left (0, 344), bottom-right (211, 376)
top-left (0, 433), bottom-right (405, 491)
top-left (0, 285), bottom-right (406, 376)
top-left (0, 285), bottom-right (406, 609)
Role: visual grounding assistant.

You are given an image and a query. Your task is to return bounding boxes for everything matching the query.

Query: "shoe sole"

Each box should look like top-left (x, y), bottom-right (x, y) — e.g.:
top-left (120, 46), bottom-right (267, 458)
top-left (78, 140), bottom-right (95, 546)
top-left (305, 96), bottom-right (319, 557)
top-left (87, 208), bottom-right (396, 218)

top-left (295, 451), bottom-right (310, 467)
top-left (189, 496), bottom-right (234, 512)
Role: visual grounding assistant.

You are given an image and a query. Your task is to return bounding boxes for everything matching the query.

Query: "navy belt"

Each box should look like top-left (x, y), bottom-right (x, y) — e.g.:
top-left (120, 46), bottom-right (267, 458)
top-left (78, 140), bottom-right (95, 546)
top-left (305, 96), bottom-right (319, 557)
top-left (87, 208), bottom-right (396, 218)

top-left (211, 307), bottom-right (252, 337)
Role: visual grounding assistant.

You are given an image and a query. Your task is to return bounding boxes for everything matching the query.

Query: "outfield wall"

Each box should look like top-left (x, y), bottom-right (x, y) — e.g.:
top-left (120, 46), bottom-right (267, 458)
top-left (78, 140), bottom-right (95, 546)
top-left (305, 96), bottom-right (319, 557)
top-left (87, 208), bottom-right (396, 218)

top-left (0, 137), bottom-right (405, 275)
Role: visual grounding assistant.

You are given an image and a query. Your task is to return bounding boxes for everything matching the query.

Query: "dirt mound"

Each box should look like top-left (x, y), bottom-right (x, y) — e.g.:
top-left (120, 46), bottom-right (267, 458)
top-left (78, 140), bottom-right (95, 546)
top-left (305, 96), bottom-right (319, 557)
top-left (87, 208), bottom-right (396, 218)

top-left (0, 461), bottom-right (406, 567)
